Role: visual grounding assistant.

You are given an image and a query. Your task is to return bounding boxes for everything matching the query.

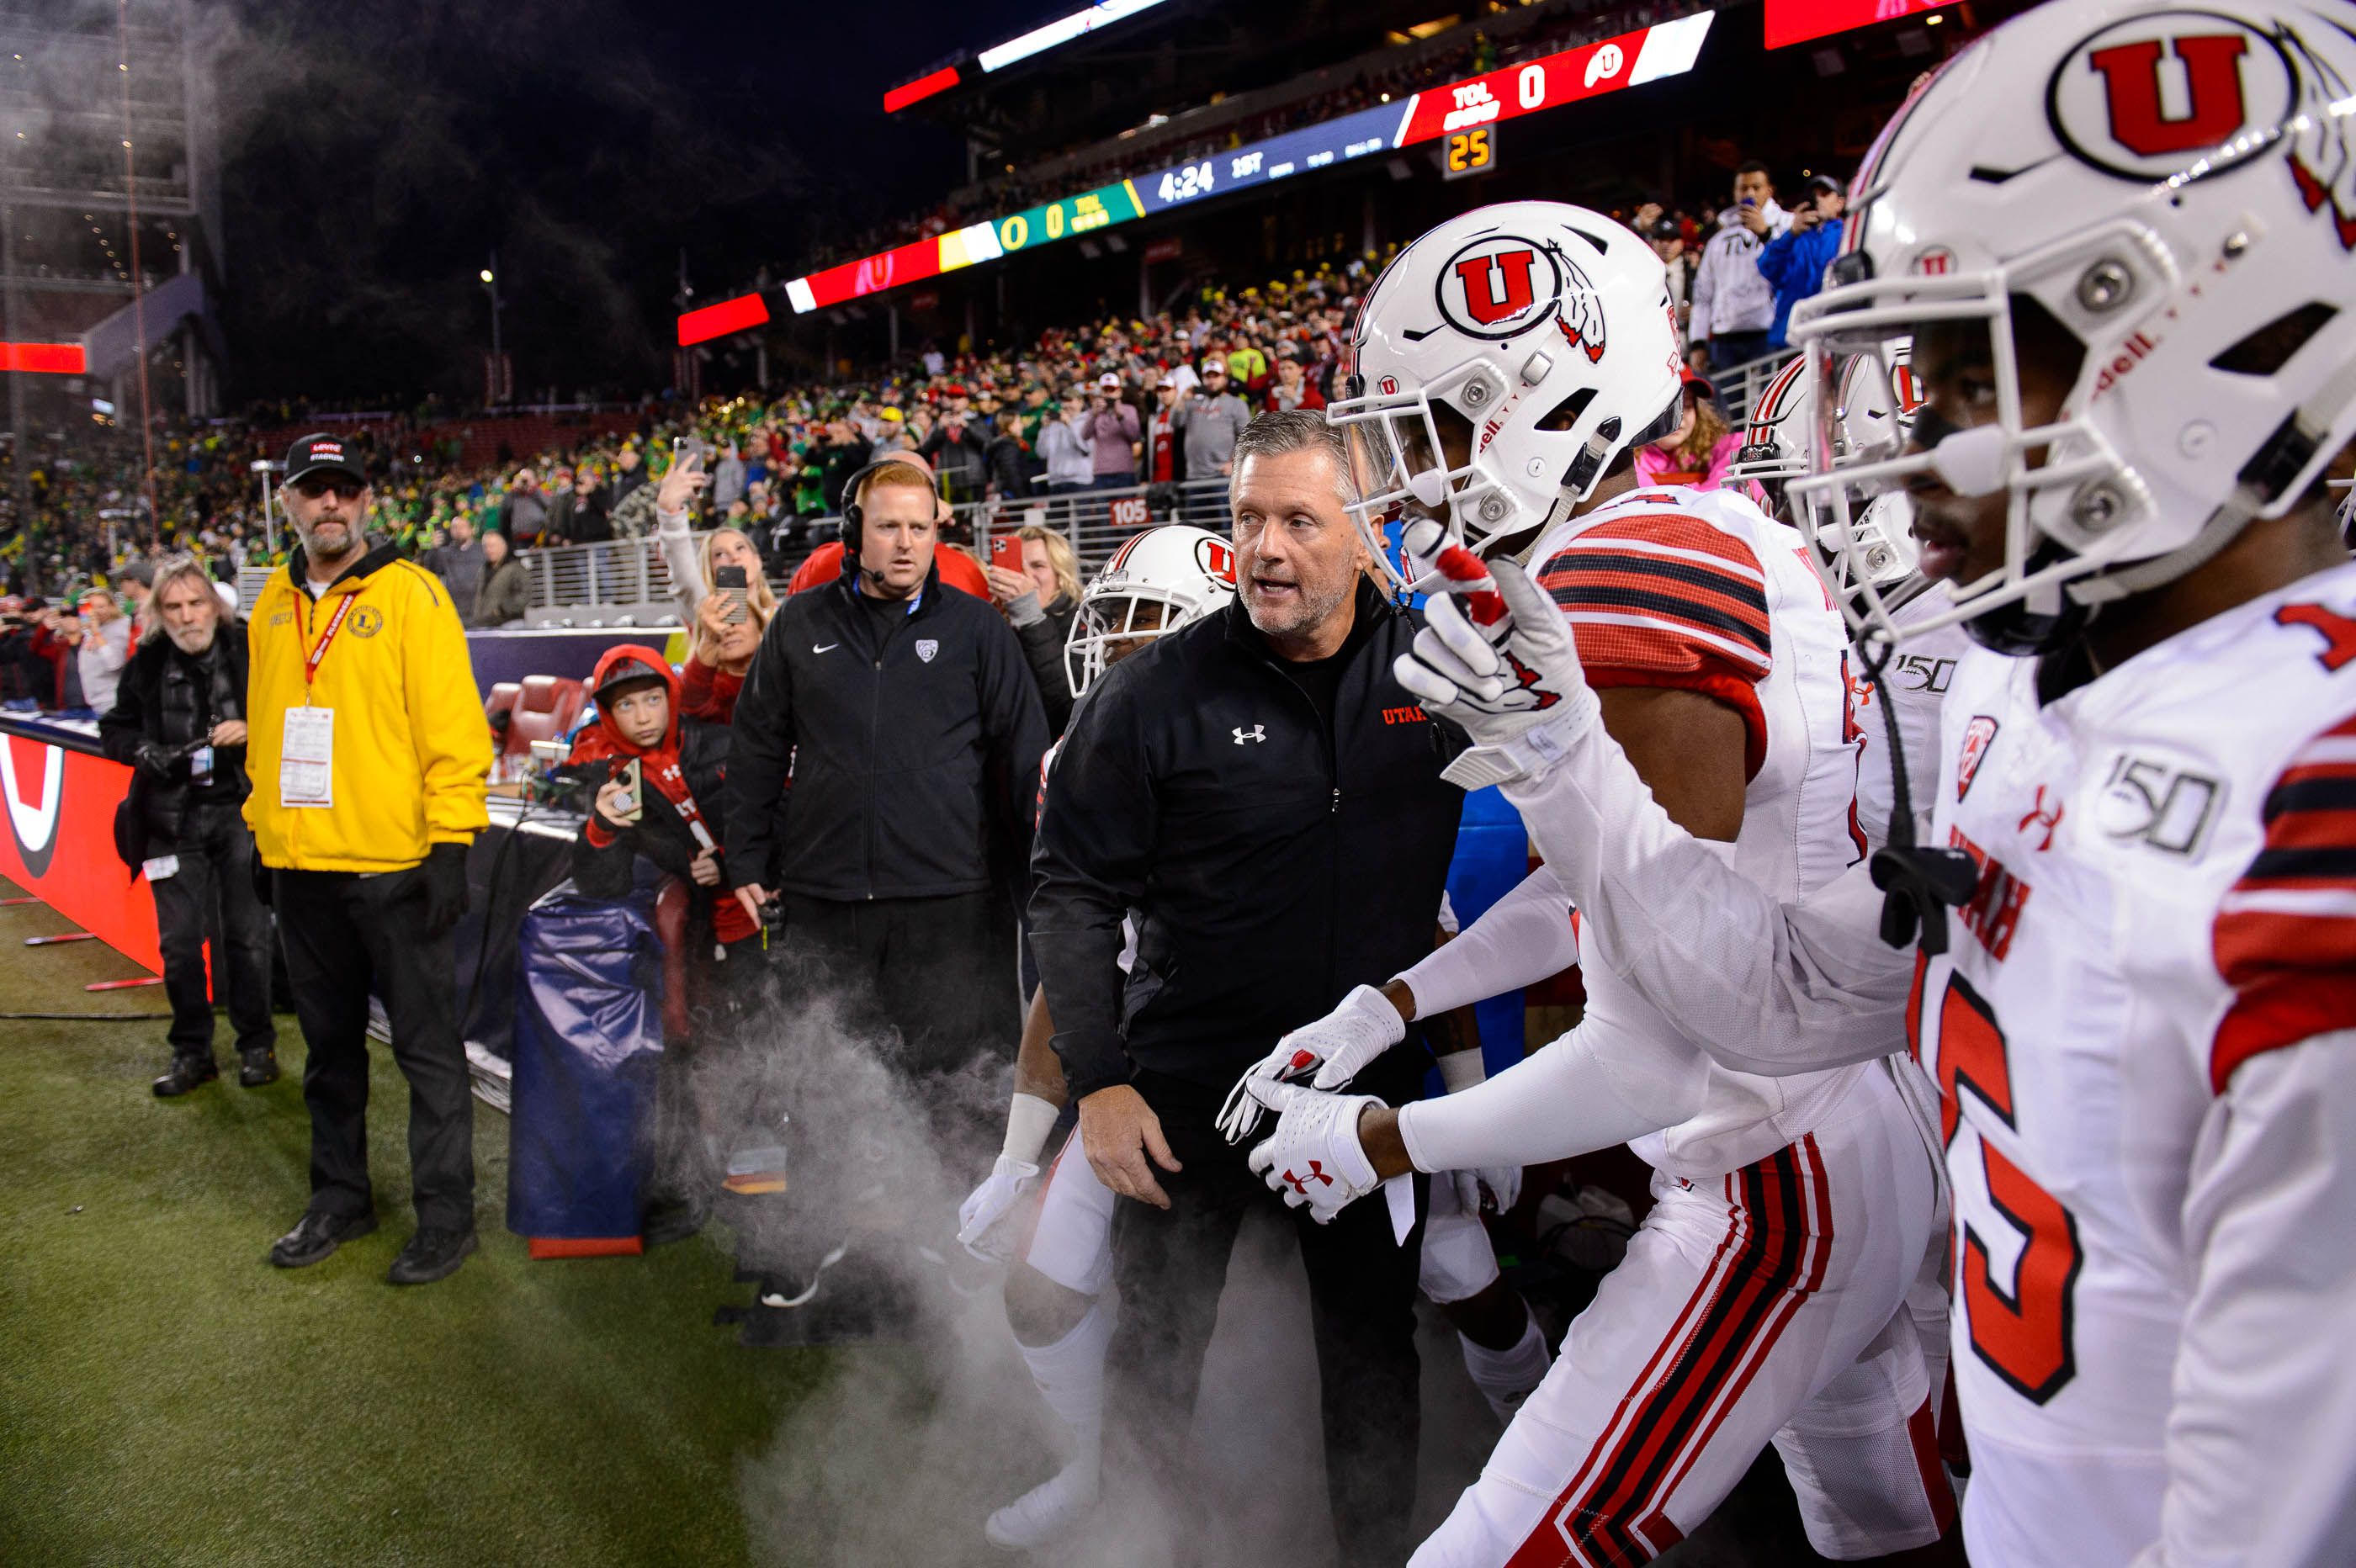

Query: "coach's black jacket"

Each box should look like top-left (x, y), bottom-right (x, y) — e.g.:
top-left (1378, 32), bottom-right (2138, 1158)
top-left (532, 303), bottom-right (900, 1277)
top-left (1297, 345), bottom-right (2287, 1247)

top-left (1031, 578), bottom-right (1465, 1104)
top-left (723, 552), bottom-right (1048, 901)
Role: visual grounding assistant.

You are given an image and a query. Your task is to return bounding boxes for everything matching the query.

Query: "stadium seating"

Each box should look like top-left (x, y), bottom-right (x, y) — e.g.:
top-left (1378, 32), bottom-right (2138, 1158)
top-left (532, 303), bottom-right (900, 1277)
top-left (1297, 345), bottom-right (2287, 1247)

top-left (501, 675), bottom-right (586, 769)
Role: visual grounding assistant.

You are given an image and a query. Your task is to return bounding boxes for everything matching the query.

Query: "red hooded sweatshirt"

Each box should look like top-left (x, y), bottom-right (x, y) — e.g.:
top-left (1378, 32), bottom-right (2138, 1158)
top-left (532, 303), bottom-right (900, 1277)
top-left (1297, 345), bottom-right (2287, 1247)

top-left (569, 643), bottom-right (757, 945)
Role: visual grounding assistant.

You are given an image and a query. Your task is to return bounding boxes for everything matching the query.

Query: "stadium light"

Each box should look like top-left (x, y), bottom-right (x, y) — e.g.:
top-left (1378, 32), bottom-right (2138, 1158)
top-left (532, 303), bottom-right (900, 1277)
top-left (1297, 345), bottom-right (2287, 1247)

top-left (977, 0), bottom-right (1170, 73)
top-left (479, 268), bottom-right (494, 284)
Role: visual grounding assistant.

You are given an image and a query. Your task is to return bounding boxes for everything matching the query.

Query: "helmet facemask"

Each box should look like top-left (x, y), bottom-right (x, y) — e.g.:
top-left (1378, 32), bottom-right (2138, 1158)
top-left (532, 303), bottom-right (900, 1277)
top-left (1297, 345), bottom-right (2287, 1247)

top-left (1789, 258), bottom-right (2134, 655)
top-left (1331, 357), bottom-right (1678, 596)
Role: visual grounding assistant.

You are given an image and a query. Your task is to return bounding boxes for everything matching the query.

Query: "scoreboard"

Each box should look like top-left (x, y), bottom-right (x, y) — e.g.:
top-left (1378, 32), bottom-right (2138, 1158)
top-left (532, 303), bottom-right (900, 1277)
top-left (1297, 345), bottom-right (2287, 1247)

top-left (783, 11), bottom-right (1715, 315)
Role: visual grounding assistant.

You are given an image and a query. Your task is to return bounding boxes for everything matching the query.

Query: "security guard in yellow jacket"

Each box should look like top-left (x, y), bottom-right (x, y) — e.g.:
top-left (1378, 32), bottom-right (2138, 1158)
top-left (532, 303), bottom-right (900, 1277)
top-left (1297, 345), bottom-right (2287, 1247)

top-left (247, 433), bottom-right (490, 1285)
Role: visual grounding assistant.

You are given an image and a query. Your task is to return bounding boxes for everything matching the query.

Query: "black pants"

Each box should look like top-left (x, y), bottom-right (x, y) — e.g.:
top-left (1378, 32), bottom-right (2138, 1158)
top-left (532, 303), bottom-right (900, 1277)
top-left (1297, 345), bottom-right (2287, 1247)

top-left (1106, 1075), bottom-right (1427, 1568)
top-left (273, 867), bottom-right (474, 1230)
top-left (151, 802), bottom-right (274, 1062)
top-left (776, 890), bottom-right (1016, 1077)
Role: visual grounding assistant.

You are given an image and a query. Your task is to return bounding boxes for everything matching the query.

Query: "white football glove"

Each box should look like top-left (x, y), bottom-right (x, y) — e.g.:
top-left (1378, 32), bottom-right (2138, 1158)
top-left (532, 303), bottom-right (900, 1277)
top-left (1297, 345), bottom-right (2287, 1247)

top-left (1244, 1081), bottom-right (1385, 1225)
top-left (1451, 1165), bottom-right (1523, 1216)
top-left (1390, 519), bottom-right (1600, 787)
top-left (955, 1154), bottom-right (1040, 1263)
top-left (1217, 984), bottom-right (1407, 1144)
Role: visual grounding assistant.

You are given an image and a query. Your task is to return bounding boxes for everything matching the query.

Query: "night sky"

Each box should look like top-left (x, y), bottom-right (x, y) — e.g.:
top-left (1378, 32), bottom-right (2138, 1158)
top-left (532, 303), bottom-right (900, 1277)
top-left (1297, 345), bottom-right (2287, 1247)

top-left (208, 0), bottom-right (1042, 404)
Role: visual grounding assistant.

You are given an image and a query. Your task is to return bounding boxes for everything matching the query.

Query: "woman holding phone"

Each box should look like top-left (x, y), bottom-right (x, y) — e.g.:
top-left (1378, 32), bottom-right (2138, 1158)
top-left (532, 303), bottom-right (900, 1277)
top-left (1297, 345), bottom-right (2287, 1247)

top-left (653, 446), bottom-right (775, 723)
top-left (983, 524), bottom-right (1082, 734)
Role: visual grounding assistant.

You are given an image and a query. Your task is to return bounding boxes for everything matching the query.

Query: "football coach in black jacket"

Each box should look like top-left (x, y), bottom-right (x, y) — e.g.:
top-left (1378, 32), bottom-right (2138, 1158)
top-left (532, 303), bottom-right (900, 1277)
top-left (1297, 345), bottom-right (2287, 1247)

top-left (1029, 411), bottom-right (1463, 1565)
top-left (724, 458), bottom-right (1048, 1073)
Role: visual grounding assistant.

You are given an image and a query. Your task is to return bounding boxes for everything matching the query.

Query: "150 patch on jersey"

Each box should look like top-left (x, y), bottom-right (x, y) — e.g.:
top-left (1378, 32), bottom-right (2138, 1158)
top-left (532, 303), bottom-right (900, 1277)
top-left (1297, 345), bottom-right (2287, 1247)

top-left (2094, 752), bottom-right (2224, 856)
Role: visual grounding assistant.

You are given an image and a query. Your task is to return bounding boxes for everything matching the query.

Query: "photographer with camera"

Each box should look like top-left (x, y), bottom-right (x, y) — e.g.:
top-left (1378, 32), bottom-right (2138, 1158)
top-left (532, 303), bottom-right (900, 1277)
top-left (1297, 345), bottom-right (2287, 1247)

top-left (99, 557), bottom-right (276, 1098)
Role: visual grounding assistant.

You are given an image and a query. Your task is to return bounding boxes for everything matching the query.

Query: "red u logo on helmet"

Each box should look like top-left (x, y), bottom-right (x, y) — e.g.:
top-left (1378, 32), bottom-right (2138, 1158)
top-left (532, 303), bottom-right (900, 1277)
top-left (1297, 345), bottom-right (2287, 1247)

top-left (1452, 250), bottom-right (1538, 326)
top-left (2086, 34), bottom-right (2250, 158)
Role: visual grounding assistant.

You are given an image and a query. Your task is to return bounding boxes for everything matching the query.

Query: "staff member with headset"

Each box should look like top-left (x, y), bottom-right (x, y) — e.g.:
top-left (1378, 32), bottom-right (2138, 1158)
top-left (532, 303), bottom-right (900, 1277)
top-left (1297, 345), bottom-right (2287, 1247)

top-left (724, 457), bottom-right (1048, 1074)
top-left (246, 434), bottom-right (490, 1285)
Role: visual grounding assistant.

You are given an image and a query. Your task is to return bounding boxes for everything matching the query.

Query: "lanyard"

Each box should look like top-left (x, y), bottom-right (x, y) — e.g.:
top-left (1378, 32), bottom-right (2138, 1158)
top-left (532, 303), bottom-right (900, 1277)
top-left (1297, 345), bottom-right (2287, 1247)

top-left (301, 591), bottom-right (360, 692)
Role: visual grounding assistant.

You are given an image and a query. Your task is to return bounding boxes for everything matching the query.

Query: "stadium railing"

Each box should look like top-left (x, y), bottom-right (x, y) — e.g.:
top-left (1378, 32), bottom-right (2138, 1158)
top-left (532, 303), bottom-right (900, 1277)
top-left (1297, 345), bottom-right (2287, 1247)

top-left (506, 475), bottom-right (1237, 615)
top-left (1717, 347), bottom-right (1798, 432)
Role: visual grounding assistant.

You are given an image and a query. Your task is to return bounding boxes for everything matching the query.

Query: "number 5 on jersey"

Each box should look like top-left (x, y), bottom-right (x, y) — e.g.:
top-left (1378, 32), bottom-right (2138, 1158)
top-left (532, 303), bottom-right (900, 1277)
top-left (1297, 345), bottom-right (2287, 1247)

top-left (1913, 960), bottom-right (2085, 1404)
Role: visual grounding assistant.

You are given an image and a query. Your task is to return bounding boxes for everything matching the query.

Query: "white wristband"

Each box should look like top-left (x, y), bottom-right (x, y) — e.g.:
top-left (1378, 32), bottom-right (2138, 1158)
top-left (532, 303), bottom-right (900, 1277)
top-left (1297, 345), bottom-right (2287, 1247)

top-left (1001, 1092), bottom-right (1059, 1165)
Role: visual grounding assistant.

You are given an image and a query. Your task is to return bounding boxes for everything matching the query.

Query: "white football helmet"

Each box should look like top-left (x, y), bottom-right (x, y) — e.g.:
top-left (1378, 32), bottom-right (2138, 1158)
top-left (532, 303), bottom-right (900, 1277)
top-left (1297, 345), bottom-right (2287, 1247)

top-left (1064, 525), bottom-right (1238, 697)
top-left (1329, 201), bottom-right (1683, 592)
top-left (1791, 0), bottom-right (2356, 654)
top-left (1726, 354), bottom-right (1814, 512)
top-left (1729, 343), bottom-right (1919, 520)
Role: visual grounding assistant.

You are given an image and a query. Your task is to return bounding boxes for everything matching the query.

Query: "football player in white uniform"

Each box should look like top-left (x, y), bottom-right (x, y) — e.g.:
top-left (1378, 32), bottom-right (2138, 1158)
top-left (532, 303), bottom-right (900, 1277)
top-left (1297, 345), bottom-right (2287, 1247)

top-left (1337, 3), bottom-right (2356, 1562)
top-left (1231, 199), bottom-right (1963, 1565)
top-left (958, 525), bottom-right (1234, 1552)
top-left (960, 527), bottom-right (1550, 1550)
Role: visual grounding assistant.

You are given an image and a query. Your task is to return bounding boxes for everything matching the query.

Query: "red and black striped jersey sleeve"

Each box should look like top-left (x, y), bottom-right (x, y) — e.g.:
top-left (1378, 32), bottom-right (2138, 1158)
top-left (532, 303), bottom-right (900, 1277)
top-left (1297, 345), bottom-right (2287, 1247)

top-left (1536, 510), bottom-right (1773, 776)
top-left (2211, 709), bottom-right (2356, 1093)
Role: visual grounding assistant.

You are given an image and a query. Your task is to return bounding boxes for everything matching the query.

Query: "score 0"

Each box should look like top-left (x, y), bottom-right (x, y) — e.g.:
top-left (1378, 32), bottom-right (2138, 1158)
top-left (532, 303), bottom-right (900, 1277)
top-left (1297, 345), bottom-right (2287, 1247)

top-left (1443, 125), bottom-right (1498, 181)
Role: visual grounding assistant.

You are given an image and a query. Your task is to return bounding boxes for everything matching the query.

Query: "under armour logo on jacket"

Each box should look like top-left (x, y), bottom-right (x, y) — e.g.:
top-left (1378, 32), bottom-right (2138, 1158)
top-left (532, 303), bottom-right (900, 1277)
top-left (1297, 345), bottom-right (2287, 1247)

top-left (1282, 1161), bottom-right (1334, 1196)
top-left (1233, 725), bottom-right (1266, 744)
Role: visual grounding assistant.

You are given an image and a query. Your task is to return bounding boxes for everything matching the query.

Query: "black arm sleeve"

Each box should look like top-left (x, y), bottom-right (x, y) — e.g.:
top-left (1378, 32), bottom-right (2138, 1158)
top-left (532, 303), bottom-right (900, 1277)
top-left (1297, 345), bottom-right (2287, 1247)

top-left (1013, 607), bottom-right (1075, 737)
top-left (721, 614), bottom-right (796, 886)
top-left (976, 611), bottom-right (1051, 865)
top-left (1028, 668), bottom-right (1157, 1102)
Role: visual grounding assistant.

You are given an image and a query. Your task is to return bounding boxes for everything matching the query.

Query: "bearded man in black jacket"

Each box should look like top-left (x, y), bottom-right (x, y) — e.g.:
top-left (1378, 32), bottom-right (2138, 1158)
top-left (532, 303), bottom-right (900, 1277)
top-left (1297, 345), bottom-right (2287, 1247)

top-left (1028, 411), bottom-right (1466, 1565)
top-left (99, 558), bottom-right (278, 1096)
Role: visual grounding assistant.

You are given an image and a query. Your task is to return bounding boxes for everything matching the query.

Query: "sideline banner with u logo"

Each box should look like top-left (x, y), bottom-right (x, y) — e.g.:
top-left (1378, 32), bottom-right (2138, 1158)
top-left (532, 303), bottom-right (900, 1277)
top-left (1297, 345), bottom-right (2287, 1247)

top-left (0, 723), bottom-right (162, 972)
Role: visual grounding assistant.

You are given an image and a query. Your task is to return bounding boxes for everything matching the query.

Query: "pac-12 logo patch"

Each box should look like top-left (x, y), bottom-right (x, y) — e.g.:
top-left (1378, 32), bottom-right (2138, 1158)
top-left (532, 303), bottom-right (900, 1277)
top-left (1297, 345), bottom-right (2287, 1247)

top-left (1955, 715), bottom-right (2000, 803)
top-left (2046, 10), bottom-right (2296, 182)
top-left (915, 638), bottom-right (938, 664)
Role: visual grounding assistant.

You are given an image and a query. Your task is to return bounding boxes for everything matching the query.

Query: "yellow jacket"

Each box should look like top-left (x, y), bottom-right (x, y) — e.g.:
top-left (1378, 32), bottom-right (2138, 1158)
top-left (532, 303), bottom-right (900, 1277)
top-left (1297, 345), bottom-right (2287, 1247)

top-left (244, 541), bottom-right (491, 872)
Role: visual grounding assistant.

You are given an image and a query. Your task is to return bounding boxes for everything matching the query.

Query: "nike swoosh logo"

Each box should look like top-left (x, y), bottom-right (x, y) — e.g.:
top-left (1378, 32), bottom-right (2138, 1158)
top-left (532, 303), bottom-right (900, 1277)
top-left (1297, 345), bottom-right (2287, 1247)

top-left (813, 643), bottom-right (839, 654)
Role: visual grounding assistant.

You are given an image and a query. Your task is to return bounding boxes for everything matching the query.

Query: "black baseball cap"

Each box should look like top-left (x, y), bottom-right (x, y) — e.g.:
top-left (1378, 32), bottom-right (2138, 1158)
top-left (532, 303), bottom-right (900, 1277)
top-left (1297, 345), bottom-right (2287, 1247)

top-left (1807, 173), bottom-right (1845, 199)
top-left (283, 433), bottom-right (367, 487)
top-left (593, 654), bottom-right (669, 704)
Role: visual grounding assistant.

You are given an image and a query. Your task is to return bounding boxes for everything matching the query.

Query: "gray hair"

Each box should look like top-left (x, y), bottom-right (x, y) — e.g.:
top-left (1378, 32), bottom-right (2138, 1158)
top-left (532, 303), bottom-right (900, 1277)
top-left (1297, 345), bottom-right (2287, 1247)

top-left (141, 555), bottom-right (225, 644)
top-left (1227, 408), bottom-right (1352, 514)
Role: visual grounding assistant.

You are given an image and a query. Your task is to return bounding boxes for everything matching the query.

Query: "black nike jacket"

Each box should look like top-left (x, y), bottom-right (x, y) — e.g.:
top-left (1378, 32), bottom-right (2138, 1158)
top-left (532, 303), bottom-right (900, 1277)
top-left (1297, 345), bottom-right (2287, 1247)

top-left (723, 554), bottom-right (1048, 901)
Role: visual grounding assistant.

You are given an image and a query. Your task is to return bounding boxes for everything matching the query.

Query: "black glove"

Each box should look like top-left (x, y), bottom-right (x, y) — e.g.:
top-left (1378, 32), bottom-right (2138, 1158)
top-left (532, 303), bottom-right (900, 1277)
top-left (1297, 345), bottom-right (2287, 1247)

top-left (132, 740), bottom-right (179, 780)
top-left (418, 840), bottom-right (471, 939)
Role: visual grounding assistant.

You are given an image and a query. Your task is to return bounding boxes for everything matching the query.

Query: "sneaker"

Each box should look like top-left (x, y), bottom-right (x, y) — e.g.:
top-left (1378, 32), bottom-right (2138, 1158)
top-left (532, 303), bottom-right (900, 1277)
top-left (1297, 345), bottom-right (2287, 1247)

top-left (237, 1047), bottom-right (280, 1087)
top-left (387, 1225), bottom-right (478, 1285)
top-left (984, 1461), bottom-right (1100, 1552)
top-left (268, 1208), bottom-right (379, 1268)
top-left (151, 1056), bottom-right (220, 1097)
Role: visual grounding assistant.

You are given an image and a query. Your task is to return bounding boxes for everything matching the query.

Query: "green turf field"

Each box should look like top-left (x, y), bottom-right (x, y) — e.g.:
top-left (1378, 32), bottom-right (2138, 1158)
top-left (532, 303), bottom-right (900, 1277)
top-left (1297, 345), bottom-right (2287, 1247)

top-left (0, 877), bottom-right (828, 1567)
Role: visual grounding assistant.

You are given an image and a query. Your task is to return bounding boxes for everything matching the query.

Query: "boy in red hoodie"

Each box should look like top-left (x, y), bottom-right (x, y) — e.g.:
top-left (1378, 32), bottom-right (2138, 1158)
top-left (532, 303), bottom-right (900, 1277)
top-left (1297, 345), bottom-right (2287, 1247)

top-left (568, 645), bottom-right (762, 1236)
top-left (569, 644), bottom-right (756, 950)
